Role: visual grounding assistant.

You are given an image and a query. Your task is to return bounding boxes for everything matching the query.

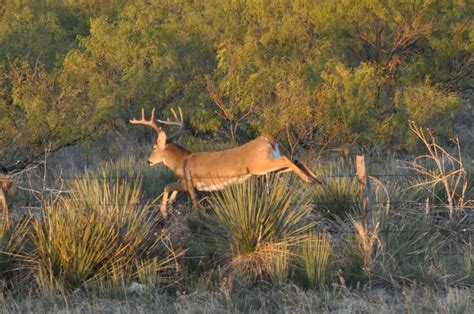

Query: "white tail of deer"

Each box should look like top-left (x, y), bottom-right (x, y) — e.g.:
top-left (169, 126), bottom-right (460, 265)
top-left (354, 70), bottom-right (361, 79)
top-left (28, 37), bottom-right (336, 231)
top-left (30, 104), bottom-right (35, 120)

top-left (130, 108), bottom-right (323, 220)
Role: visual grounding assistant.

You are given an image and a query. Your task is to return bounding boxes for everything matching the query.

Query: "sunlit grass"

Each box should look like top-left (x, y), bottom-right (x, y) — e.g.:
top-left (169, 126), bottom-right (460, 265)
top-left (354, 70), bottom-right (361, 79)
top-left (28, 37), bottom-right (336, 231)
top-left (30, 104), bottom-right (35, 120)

top-left (100, 157), bottom-right (176, 202)
top-left (0, 213), bottom-right (30, 290)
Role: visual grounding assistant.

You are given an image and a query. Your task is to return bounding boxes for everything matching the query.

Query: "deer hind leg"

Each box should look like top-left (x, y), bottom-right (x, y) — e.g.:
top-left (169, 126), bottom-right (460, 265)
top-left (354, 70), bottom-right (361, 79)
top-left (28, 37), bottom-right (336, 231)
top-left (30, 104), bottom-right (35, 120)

top-left (161, 180), bottom-right (187, 220)
top-left (293, 159), bottom-right (325, 185)
top-left (252, 156), bottom-right (315, 183)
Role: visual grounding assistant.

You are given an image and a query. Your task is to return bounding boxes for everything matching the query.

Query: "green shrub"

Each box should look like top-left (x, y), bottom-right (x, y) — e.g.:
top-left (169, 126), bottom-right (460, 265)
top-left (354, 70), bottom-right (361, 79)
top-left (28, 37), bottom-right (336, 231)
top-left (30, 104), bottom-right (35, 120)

top-left (396, 80), bottom-right (465, 150)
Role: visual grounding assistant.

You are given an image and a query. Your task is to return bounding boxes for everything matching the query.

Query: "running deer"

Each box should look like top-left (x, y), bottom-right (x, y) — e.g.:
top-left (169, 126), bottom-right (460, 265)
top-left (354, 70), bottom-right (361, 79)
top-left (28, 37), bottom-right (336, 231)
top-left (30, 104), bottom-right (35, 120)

top-left (130, 108), bottom-right (323, 219)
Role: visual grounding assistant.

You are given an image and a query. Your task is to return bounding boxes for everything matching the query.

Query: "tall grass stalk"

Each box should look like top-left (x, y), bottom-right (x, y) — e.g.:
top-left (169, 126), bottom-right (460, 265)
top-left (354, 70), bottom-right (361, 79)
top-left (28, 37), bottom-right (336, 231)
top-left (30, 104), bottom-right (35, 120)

top-left (351, 218), bottom-right (380, 283)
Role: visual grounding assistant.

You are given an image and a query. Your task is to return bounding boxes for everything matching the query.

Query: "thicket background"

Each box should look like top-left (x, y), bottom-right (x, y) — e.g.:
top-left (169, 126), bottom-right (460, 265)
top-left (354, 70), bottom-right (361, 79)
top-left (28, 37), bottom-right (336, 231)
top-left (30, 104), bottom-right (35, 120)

top-left (0, 0), bottom-right (472, 170)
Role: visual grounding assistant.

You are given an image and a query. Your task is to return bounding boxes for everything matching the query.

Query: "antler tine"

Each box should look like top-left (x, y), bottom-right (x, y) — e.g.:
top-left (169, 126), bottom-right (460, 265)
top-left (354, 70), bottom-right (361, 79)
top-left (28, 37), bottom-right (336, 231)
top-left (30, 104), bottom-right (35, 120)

top-left (156, 106), bottom-right (184, 127)
top-left (129, 108), bottom-right (161, 134)
top-left (156, 107), bottom-right (185, 141)
top-left (150, 107), bottom-right (155, 120)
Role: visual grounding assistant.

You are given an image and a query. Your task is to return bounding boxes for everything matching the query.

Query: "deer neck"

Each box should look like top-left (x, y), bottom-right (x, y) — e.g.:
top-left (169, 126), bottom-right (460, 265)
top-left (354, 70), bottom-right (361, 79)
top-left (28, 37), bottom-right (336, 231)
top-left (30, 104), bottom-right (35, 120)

top-left (163, 143), bottom-right (192, 177)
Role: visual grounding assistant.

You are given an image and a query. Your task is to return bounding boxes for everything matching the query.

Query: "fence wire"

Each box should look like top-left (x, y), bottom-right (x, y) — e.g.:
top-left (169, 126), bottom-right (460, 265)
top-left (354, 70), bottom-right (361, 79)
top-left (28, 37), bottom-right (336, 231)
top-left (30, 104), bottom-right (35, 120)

top-left (9, 173), bottom-right (424, 181)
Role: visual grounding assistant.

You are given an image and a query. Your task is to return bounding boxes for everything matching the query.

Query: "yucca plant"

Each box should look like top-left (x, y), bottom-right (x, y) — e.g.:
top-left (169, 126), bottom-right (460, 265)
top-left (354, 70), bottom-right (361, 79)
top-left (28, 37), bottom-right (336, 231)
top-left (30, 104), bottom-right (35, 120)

top-left (298, 232), bottom-right (332, 289)
top-left (30, 171), bottom-right (183, 293)
top-left (267, 242), bottom-right (291, 287)
top-left (304, 161), bottom-right (359, 220)
top-left (0, 214), bottom-right (30, 290)
top-left (207, 174), bottom-right (314, 287)
top-left (101, 157), bottom-right (176, 202)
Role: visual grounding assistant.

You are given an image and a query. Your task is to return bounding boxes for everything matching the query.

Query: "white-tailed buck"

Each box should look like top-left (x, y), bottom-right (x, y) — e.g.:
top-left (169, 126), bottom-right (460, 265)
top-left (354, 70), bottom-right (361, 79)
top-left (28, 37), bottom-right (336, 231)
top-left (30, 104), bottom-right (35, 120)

top-left (130, 108), bottom-right (323, 219)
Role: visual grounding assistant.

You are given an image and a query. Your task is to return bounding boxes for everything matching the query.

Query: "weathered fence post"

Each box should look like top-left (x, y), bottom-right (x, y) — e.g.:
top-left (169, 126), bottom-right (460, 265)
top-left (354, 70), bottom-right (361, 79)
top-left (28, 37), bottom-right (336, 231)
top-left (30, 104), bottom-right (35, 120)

top-left (355, 155), bottom-right (372, 230)
top-left (0, 175), bottom-right (11, 219)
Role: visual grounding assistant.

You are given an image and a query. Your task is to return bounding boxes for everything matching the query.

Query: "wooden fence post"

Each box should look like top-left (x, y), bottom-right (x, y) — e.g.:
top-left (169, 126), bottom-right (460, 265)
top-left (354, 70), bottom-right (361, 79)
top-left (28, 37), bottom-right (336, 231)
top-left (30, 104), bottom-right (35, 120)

top-left (0, 175), bottom-right (11, 219)
top-left (355, 155), bottom-right (372, 230)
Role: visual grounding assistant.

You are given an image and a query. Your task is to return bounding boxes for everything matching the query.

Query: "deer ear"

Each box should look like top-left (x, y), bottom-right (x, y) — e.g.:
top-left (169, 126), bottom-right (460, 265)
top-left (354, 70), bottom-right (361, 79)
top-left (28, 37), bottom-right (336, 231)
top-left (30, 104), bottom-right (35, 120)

top-left (157, 131), bottom-right (167, 149)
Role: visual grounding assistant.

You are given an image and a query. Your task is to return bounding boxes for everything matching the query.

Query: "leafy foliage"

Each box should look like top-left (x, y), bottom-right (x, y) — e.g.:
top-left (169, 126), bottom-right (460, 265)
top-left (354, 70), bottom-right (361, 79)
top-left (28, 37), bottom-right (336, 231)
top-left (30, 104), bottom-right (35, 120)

top-left (1, 0), bottom-right (471, 170)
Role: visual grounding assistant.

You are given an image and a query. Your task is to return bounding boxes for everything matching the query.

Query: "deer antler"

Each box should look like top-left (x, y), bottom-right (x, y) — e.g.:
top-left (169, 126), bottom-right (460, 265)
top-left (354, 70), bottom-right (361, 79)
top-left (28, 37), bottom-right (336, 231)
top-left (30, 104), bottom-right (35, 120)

top-left (129, 108), bottom-right (162, 135)
top-left (156, 107), bottom-right (185, 141)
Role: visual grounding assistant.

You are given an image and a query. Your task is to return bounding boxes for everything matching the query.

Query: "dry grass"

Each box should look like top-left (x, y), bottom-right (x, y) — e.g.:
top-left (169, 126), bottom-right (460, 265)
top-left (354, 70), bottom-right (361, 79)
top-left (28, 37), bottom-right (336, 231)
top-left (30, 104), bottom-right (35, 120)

top-left (0, 285), bottom-right (472, 313)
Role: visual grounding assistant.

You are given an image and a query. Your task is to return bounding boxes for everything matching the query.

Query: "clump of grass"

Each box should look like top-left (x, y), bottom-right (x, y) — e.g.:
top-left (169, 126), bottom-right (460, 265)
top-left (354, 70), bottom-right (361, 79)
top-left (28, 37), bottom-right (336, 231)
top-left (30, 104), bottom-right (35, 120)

top-left (101, 157), bottom-right (176, 201)
top-left (266, 242), bottom-right (290, 287)
top-left (338, 217), bottom-right (381, 286)
top-left (441, 288), bottom-right (472, 314)
top-left (298, 232), bottom-right (332, 289)
top-left (305, 161), bottom-right (359, 220)
top-left (206, 174), bottom-right (313, 287)
top-left (377, 208), bottom-right (447, 286)
top-left (29, 171), bottom-right (183, 293)
top-left (0, 214), bottom-right (30, 290)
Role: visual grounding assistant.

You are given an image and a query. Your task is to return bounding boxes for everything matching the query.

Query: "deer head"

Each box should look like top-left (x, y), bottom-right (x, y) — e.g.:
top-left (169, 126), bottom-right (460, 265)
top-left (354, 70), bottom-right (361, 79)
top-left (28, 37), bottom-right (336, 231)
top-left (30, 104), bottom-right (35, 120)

top-left (129, 107), bottom-right (184, 166)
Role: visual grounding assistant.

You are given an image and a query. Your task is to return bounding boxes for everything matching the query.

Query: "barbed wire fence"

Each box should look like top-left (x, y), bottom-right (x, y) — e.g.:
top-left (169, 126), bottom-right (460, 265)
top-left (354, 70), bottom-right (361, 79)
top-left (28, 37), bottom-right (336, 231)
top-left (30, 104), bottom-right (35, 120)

top-left (1, 155), bottom-right (472, 247)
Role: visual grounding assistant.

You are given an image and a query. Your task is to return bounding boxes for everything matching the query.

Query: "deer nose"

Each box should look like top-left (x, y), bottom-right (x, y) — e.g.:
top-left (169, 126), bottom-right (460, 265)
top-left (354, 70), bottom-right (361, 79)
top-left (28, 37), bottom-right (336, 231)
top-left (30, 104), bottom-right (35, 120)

top-left (147, 160), bottom-right (152, 165)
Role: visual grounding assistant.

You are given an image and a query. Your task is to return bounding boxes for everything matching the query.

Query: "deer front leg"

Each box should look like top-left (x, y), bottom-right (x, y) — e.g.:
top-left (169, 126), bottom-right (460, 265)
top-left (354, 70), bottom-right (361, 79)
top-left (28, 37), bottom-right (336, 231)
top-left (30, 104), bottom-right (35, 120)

top-left (160, 180), bottom-right (187, 220)
top-left (183, 160), bottom-right (202, 211)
